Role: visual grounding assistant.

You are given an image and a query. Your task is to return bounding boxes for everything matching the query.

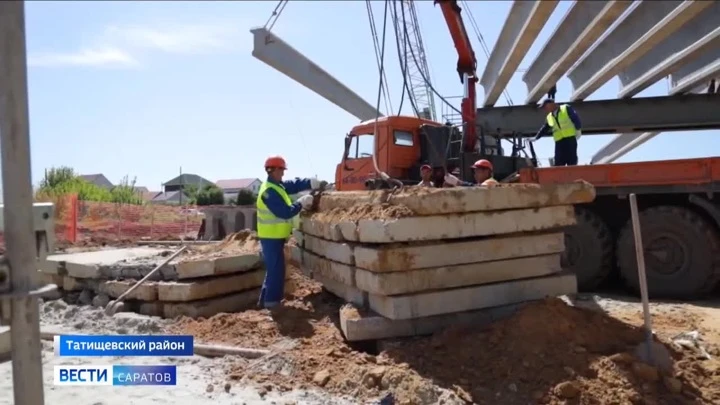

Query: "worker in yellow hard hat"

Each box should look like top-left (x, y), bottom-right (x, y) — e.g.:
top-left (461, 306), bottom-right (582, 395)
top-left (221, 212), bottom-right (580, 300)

top-left (443, 159), bottom-right (498, 187)
top-left (256, 155), bottom-right (322, 309)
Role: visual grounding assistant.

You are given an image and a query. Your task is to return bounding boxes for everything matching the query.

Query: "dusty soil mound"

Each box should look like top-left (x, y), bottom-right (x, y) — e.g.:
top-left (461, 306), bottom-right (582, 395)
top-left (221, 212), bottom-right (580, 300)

top-left (170, 280), bottom-right (720, 405)
top-left (182, 230), bottom-right (261, 260)
top-left (307, 203), bottom-right (415, 223)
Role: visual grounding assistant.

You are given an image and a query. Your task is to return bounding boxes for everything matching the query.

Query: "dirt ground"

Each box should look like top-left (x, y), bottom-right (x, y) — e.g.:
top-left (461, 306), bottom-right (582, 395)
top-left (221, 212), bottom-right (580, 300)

top-left (170, 265), bottom-right (720, 405)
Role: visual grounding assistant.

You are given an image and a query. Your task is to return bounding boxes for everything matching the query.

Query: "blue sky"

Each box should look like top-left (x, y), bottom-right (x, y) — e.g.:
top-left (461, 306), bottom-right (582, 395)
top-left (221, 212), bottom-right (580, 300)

top-left (17, 0), bottom-right (718, 191)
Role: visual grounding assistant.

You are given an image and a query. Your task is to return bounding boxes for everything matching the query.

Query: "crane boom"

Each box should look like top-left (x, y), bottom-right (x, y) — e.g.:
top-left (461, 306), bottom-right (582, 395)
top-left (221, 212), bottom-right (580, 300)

top-left (435, 0), bottom-right (479, 152)
top-left (394, 1), bottom-right (437, 121)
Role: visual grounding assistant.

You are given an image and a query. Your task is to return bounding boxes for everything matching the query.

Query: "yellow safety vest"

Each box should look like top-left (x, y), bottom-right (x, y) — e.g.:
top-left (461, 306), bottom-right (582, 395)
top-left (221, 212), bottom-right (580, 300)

top-left (256, 181), bottom-right (293, 239)
top-left (546, 104), bottom-right (577, 142)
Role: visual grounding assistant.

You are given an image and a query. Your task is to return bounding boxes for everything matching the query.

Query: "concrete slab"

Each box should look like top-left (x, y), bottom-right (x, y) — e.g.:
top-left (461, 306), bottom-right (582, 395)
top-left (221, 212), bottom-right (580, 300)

top-left (303, 205), bottom-right (575, 244)
top-left (45, 248), bottom-right (166, 279)
top-left (157, 269), bottom-right (267, 302)
top-left (300, 249), bottom-right (355, 287)
top-left (174, 253), bottom-right (262, 279)
top-left (353, 232), bottom-right (564, 272)
top-left (100, 280), bottom-right (158, 301)
top-left (135, 288), bottom-right (261, 319)
top-left (313, 273), bottom-right (368, 308)
top-left (368, 272), bottom-right (577, 320)
top-left (292, 229), bottom-right (304, 247)
top-left (289, 246), bottom-right (308, 276)
top-left (0, 326), bottom-right (9, 361)
top-left (63, 276), bottom-right (87, 291)
top-left (355, 254), bottom-right (562, 296)
top-left (304, 234), bottom-right (354, 265)
top-left (314, 182), bottom-right (595, 215)
top-left (339, 302), bottom-right (523, 342)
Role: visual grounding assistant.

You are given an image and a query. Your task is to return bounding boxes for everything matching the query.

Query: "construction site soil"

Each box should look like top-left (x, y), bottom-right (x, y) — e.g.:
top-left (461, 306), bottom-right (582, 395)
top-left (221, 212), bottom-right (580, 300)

top-left (181, 230), bottom-right (263, 260)
top-left (305, 203), bottom-right (415, 223)
top-left (170, 265), bottom-right (720, 405)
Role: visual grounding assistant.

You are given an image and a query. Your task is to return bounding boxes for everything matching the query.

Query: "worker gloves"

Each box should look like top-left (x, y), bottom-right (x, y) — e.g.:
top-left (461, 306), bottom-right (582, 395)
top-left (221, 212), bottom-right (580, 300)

top-left (444, 173), bottom-right (460, 186)
top-left (297, 194), bottom-right (314, 210)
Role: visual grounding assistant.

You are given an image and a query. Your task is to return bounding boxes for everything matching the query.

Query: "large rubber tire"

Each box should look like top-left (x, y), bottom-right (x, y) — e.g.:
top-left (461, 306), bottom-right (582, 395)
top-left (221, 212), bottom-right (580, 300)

top-left (561, 207), bottom-right (614, 291)
top-left (616, 205), bottom-right (720, 299)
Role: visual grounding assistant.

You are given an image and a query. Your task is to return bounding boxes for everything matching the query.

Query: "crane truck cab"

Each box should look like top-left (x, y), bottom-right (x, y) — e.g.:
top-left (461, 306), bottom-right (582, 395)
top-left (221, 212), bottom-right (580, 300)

top-left (335, 115), bottom-right (441, 191)
top-left (335, 115), bottom-right (535, 191)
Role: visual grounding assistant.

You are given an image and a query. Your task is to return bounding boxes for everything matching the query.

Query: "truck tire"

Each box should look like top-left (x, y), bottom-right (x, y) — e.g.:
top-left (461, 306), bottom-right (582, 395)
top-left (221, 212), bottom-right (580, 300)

top-left (616, 205), bottom-right (720, 299)
top-left (561, 207), bottom-right (614, 291)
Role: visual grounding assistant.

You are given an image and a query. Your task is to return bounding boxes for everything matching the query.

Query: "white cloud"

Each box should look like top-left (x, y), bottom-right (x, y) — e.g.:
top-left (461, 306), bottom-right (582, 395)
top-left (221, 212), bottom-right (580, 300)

top-left (28, 47), bottom-right (138, 68)
top-left (102, 23), bottom-right (244, 55)
top-left (28, 21), bottom-right (244, 69)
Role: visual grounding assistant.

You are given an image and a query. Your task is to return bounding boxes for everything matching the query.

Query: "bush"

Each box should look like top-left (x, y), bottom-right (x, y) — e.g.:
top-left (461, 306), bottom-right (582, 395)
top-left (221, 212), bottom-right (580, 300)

top-left (36, 166), bottom-right (143, 205)
top-left (195, 185), bottom-right (224, 206)
top-left (235, 189), bottom-right (256, 206)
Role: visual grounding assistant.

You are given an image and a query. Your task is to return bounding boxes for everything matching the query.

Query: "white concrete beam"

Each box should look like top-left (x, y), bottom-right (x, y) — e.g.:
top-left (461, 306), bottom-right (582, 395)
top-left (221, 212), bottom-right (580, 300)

top-left (479, 0), bottom-right (558, 107)
top-left (568, 0), bottom-right (713, 101)
top-left (523, 1), bottom-right (631, 104)
top-left (671, 53), bottom-right (720, 93)
top-left (592, 79), bottom-right (715, 165)
top-left (617, 3), bottom-right (720, 98)
top-left (250, 27), bottom-right (382, 122)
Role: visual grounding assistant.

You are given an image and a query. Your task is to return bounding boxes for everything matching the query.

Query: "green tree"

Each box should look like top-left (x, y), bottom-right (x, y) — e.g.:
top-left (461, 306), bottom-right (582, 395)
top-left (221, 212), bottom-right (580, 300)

top-left (36, 166), bottom-right (142, 205)
top-left (235, 189), bottom-right (256, 206)
top-left (195, 185), bottom-right (224, 206)
top-left (183, 184), bottom-right (199, 204)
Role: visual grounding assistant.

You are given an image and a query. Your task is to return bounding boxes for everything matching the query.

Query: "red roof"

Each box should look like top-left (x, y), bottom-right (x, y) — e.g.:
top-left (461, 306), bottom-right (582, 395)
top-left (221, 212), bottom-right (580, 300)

top-left (215, 178), bottom-right (259, 190)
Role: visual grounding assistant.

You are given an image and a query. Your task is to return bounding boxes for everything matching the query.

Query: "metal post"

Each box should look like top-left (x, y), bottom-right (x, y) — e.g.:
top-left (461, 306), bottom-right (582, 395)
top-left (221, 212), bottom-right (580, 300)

top-left (0, 1), bottom-right (47, 403)
top-left (629, 193), bottom-right (654, 364)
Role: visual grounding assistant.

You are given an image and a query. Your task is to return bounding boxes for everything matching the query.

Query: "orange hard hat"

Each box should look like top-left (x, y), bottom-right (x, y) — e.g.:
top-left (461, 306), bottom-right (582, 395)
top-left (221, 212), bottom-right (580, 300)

top-left (471, 159), bottom-right (493, 171)
top-left (264, 155), bottom-right (287, 170)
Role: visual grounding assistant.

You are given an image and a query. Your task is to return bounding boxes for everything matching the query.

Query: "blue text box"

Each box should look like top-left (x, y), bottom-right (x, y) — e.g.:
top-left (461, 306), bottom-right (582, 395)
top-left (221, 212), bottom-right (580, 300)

top-left (55, 335), bottom-right (193, 357)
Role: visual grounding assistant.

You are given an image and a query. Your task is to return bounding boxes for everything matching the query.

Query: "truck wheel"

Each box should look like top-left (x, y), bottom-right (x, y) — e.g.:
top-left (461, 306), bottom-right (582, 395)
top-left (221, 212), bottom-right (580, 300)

top-left (616, 205), bottom-right (720, 299)
top-left (561, 207), bottom-right (614, 291)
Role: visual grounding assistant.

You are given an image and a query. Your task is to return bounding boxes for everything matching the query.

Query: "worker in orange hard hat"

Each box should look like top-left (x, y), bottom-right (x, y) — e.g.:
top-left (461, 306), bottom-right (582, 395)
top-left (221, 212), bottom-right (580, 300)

top-left (417, 164), bottom-right (434, 187)
top-left (443, 159), bottom-right (499, 187)
top-left (256, 155), bottom-right (323, 310)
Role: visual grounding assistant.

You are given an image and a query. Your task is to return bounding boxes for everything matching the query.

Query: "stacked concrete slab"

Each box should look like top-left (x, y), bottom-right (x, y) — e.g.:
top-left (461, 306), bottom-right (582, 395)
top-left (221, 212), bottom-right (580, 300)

top-left (37, 245), bottom-right (276, 318)
top-left (291, 182), bottom-right (595, 341)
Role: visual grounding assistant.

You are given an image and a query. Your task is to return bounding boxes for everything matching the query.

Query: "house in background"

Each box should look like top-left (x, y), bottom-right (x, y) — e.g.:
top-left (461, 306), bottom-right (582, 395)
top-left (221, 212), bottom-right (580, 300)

top-left (216, 178), bottom-right (261, 204)
top-left (79, 174), bottom-right (113, 189)
top-left (162, 174), bottom-right (215, 193)
top-left (150, 190), bottom-right (189, 205)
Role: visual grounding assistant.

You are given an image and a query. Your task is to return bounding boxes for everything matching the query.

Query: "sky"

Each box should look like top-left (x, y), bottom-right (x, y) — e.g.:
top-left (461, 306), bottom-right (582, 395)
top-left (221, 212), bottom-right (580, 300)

top-left (8, 0), bottom-right (719, 192)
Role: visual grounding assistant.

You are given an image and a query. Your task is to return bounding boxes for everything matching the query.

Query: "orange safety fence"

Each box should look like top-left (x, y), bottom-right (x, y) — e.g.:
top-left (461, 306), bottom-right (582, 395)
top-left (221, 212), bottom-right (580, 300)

top-left (0, 194), bottom-right (206, 251)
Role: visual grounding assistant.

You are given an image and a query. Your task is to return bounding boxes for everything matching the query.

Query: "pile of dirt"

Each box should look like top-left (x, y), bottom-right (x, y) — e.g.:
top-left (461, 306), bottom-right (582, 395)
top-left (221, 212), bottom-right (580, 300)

top-left (170, 282), bottom-right (720, 405)
top-left (183, 230), bottom-right (261, 260)
top-left (307, 203), bottom-right (415, 223)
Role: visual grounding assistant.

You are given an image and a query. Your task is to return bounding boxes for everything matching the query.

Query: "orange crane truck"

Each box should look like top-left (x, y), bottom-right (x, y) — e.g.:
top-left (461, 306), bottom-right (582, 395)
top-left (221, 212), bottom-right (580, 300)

top-left (335, 0), bottom-right (720, 299)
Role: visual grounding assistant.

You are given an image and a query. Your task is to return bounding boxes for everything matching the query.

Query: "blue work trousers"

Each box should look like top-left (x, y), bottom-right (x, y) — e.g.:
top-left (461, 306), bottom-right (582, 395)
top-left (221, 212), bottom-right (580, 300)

top-left (258, 238), bottom-right (287, 308)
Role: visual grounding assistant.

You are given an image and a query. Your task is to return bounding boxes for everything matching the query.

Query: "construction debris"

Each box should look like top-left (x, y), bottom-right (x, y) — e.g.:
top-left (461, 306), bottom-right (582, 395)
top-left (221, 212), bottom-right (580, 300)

top-left (292, 182), bottom-right (593, 340)
top-left (37, 231), bottom-right (275, 319)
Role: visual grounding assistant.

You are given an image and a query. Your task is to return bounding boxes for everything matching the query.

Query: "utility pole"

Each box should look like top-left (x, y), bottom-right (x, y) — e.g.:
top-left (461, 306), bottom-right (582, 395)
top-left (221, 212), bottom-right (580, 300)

top-left (0, 1), bottom-right (47, 404)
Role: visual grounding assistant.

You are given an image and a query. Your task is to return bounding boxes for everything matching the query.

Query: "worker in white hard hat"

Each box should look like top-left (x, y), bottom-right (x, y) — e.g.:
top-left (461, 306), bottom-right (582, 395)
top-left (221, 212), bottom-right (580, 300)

top-left (531, 98), bottom-right (582, 166)
top-left (417, 164), bottom-right (434, 187)
top-left (256, 155), bottom-right (322, 309)
top-left (443, 159), bottom-right (498, 187)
